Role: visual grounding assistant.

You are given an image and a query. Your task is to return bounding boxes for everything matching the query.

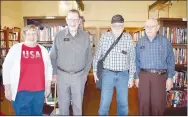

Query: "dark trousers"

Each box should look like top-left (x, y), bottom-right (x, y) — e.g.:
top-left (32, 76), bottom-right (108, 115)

top-left (139, 71), bottom-right (167, 116)
top-left (12, 90), bottom-right (45, 116)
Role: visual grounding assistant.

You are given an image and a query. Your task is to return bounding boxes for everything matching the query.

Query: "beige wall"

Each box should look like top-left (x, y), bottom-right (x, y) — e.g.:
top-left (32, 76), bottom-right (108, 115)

top-left (1, 1), bottom-right (186, 29)
top-left (21, 1), bottom-right (59, 17)
top-left (169, 1), bottom-right (186, 18)
top-left (1, 1), bottom-right (23, 28)
top-left (82, 1), bottom-right (154, 27)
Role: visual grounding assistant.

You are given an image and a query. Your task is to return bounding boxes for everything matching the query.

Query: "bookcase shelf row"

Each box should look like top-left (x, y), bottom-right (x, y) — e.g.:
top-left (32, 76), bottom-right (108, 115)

top-left (0, 27), bottom-right (21, 58)
top-left (171, 87), bottom-right (187, 91)
top-left (158, 18), bottom-right (187, 110)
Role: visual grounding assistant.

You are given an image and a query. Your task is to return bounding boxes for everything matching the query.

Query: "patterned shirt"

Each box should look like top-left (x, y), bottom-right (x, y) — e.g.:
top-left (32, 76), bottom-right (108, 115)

top-left (93, 32), bottom-right (136, 79)
top-left (135, 34), bottom-right (175, 79)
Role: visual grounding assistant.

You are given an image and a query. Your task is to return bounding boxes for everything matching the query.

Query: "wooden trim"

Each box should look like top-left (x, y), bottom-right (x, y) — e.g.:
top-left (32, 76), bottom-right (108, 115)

top-left (158, 18), bottom-right (184, 21)
top-left (172, 44), bottom-right (187, 47)
top-left (171, 87), bottom-right (187, 91)
top-left (23, 16), bottom-right (66, 20)
top-left (175, 64), bottom-right (187, 71)
top-left (38, 41), bottom-right (53, 44)
top-left (149, 1), bottom-right (169, 11)
top-left (85, 27), bottom-right (97, 29)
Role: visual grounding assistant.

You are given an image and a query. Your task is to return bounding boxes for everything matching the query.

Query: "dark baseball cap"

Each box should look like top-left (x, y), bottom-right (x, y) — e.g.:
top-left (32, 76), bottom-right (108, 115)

top-left (111, 14), bottom-right (124, 24)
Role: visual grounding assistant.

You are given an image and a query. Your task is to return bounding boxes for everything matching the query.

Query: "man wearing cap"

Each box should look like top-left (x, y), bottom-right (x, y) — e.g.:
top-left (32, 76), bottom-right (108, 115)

top-left (135, 18), bottom-right (175, 115)
top-left (93, 14), bottom-right (136, 115)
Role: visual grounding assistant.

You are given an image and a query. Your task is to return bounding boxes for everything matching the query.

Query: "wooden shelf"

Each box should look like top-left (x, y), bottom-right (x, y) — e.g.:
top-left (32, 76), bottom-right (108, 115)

top-left (158, 18), bottom-right (185, 21)
top-left (170, 87), bottom-right (187, 91)
top-left (8, 40), bottom-right (19, 41)
top-left (175, 64), bottom-right (187, 71)
top-left (1, 27), bottom-right (21, 55)
top-left (38, 41), bottom-right (53, 44)
top-left (172, 43), bottom-right (187, 49)
top-left (164, 107), bottom-right (187, 116)
top-left (158, 18), bottom-right (187, 34)
top-left (24, 16), bottom-right (67, 27)
top-left (24, 16), bottom-right (66, 20)
top-left (172, 43), bottom-right (187, 46)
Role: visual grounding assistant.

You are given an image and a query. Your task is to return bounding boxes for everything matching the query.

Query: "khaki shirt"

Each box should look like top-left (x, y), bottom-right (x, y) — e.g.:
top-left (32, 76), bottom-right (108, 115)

top-left (50, 28), bottom-right (92, 76)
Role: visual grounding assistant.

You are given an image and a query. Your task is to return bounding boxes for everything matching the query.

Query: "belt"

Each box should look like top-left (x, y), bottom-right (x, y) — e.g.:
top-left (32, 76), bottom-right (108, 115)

top-left (104, 69), bottom-right (122, 73)
top-left (140, 68), bottom-right (167, 75)
top-left (58, 66), bottom-right (84, 74)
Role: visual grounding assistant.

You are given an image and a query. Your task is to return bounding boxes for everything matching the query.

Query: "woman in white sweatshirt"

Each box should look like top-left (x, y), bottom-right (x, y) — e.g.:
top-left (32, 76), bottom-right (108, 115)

top-left (2, 25), bottom-right (52, 115)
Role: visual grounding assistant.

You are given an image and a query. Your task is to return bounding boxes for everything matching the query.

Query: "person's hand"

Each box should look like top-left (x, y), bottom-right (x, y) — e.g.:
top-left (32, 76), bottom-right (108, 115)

top-left (45, 82), bottom-right (51, 98)
top-left (93, 72), bottom-right (99, 83)
top-left (128, 79), bottom-right (134, 88)
top-left (135, 79), bottom-right (139, 88)
top-left (166, 78), bottom-right (173, 91)
top-left (4, 84), bottom-right (12, 101)
top-left (52, 75), bottom-right (57, 84)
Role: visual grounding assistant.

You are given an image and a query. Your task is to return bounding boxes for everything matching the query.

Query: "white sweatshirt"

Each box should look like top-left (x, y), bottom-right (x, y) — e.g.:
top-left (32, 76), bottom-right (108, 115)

top-left (2, 42), bottom-right (53, 101)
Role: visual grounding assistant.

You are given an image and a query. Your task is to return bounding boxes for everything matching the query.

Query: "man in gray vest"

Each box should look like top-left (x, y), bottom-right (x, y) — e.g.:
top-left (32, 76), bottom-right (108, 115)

top-left (50, 9), bottom-right (92, 115)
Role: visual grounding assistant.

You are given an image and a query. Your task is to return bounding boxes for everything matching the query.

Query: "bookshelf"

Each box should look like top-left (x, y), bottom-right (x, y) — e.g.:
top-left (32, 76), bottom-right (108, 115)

top-left (127, 27), bottom-right (145, 43)
top-left (158, 18), bottom-right (187, 114)
top-left (0, 27), bottom-right (20, 57)
top-left (24, 16), bottom-right (67, 54)
top-left (0, 27), bottom-right (20, 77)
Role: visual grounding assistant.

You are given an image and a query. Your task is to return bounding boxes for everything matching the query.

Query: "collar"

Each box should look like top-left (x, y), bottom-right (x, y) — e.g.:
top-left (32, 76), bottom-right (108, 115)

top-left (146, 34), bottom-right (158, 42)
top-left (65, 27), bottom-right (81, 37)
top-left (110, 31), bottom-right (124, 39)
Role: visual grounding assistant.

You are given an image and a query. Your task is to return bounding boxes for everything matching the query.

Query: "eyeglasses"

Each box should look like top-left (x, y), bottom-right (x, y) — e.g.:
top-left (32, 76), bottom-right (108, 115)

top-left (25, 31), bottom-right (38, 37)
top-left (67, 19), bottom-right (79, 23)
top-left (144, 25), bottom-right (158, 29)
top-left (112, 24), bottom-right (124, 28)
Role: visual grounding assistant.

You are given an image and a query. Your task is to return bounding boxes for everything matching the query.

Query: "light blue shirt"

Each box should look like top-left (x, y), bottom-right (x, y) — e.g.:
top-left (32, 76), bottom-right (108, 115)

top-left (136, 34), bottom-right (175, 79)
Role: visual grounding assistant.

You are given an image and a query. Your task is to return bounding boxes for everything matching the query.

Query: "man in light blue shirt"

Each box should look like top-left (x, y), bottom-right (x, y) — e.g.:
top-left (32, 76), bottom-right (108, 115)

top-left (135, 18), bottom-right (175, 116)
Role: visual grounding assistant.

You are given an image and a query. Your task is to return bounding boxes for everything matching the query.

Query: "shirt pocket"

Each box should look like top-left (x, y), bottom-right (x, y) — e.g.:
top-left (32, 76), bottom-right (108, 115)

top-left (115, 45), bottom-right (129, 57)
top-left (56, 38), bottom-right (71, 56)
top-left (139, 45), bottom-right (147, 59)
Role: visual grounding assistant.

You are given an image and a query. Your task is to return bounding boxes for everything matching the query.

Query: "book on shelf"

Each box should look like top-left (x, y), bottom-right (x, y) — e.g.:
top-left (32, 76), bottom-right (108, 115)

top-left (166, 90), bottom-right (187, 108)
top-left (1, 49), bottom-right (6, 58)
top-left (173, 71), bottom-right (187, 88)
top-left (133, 30), bottom-right (145, 42)
top-left (0, 41), bottom-right (6, 48)
top-left (162, 27), bottom-right (187, 44)
top-left (1, 40), bottom-right (7, 57)
top-left (39, 26), bottom-right (66, 41)
top-left (8, 32), bottom-right (17, 41)
top-left (173, 48), bottom-right (187, 65)
top-left (8, 41), bottom-right (19, 48)
top-left (1, 31), bottom-right (4, 40)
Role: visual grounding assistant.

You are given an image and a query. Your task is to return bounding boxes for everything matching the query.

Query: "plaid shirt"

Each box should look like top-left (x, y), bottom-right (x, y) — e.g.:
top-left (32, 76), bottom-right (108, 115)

top-left (93, 32), bottom-right (136, 79)
top-left (135, 34), bottom-right (175, 79)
